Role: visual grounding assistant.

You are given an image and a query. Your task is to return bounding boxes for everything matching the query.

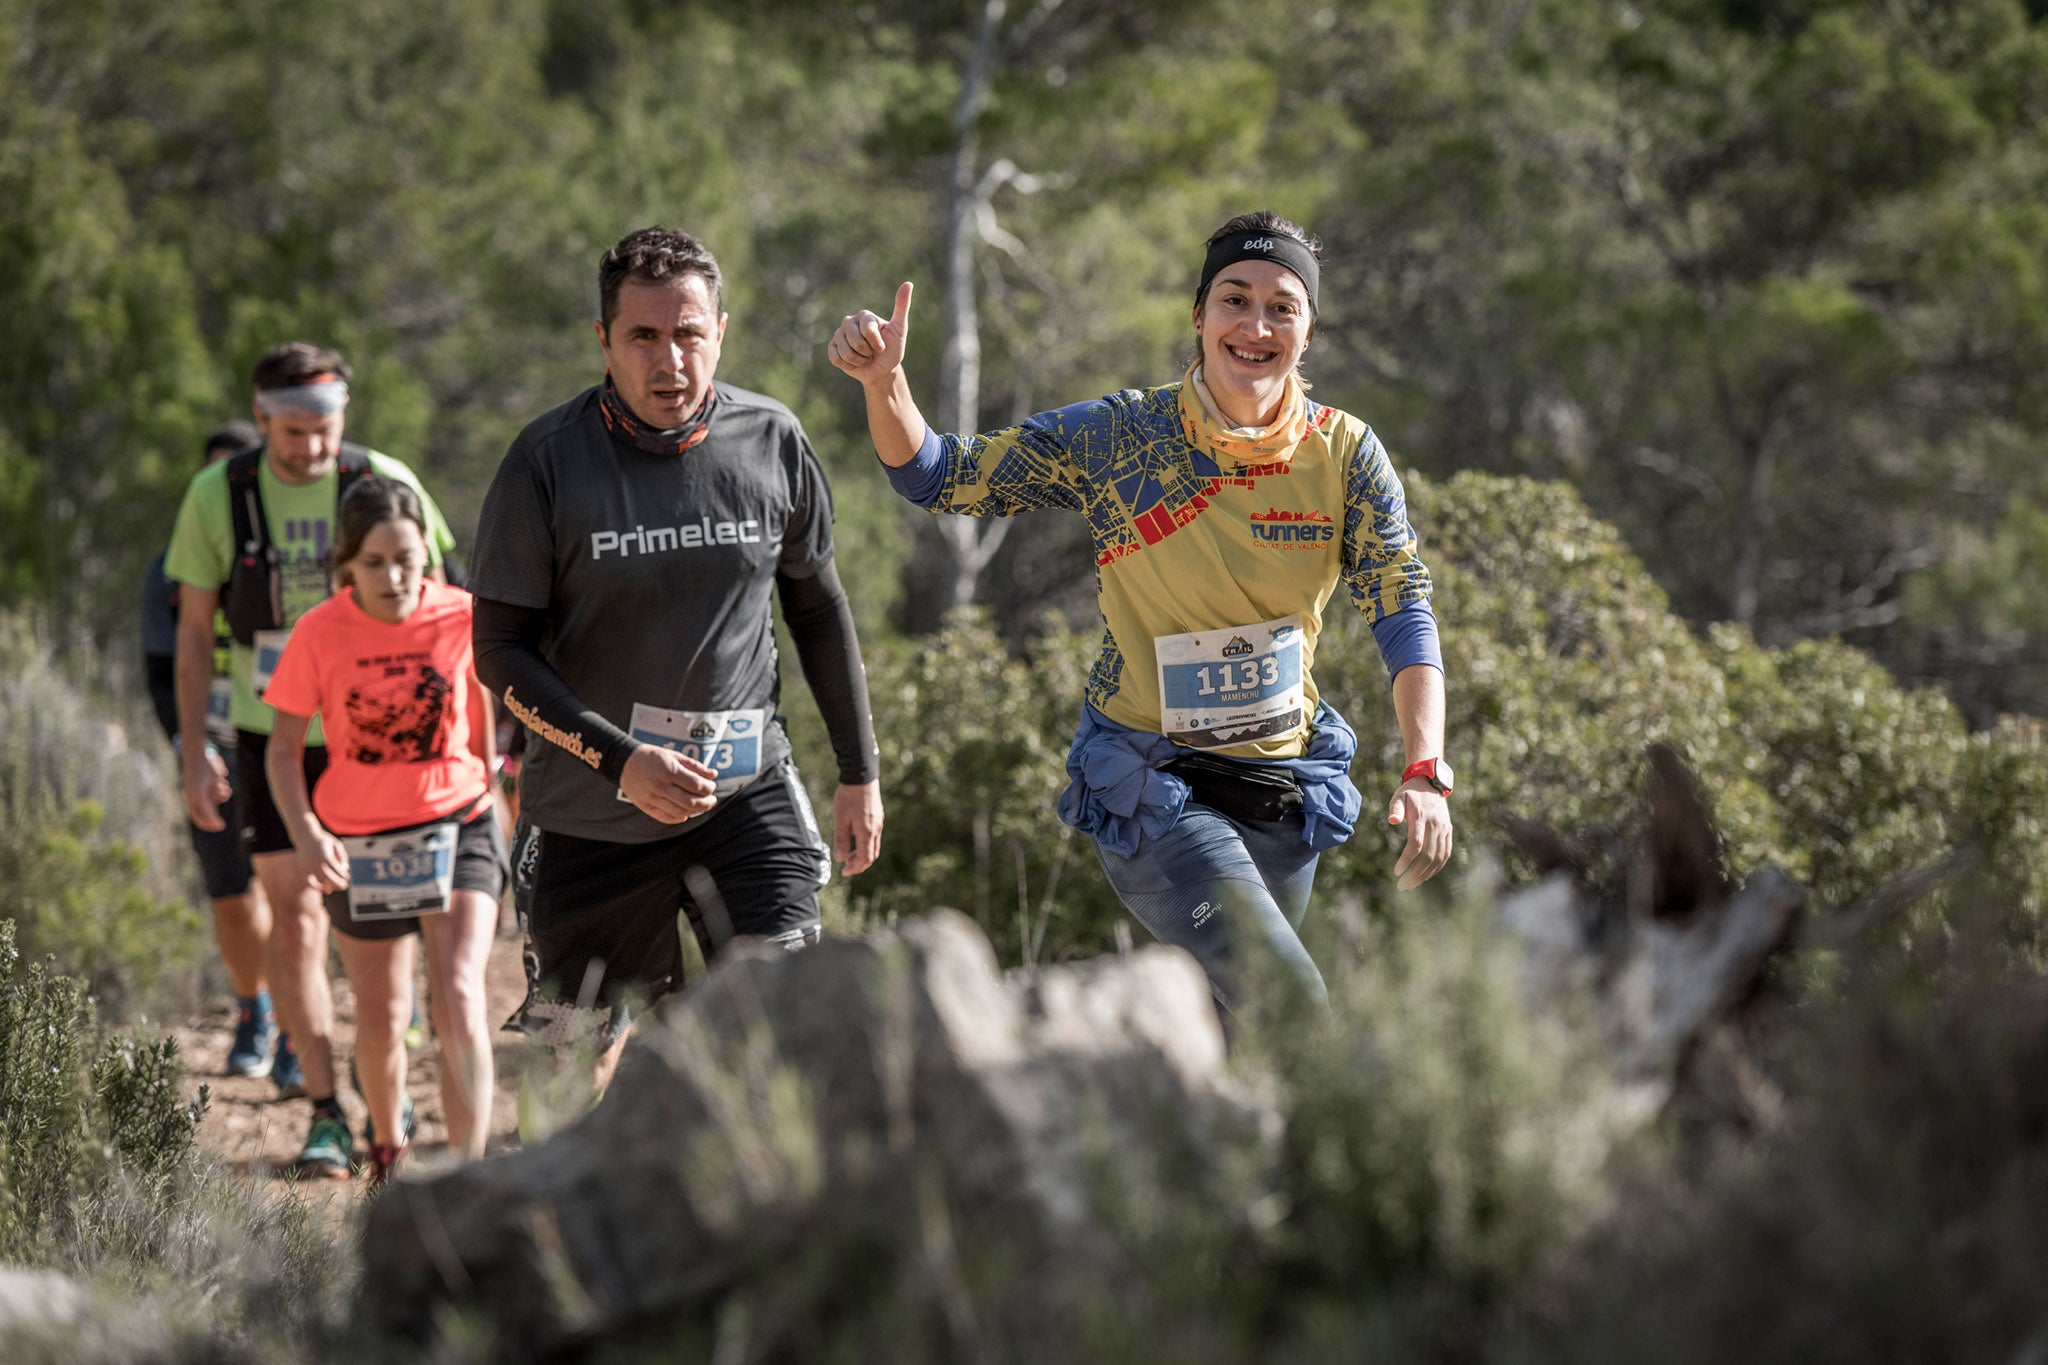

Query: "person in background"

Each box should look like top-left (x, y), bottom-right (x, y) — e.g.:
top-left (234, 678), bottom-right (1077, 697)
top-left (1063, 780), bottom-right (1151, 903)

top-left (164, 341), bottom-right (458, 1174)
top-left (264, 476), bottom-right (503, 1183)
top-left (142, 421), bottom-right (279, 1081)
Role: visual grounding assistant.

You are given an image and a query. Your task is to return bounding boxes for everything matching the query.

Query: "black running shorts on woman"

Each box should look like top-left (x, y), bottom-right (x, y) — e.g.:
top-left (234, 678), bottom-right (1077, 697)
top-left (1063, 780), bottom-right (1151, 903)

top-left (325, 808), bottom-right (507, 943)
top-left (514, 758), bottom-right (828, 1008)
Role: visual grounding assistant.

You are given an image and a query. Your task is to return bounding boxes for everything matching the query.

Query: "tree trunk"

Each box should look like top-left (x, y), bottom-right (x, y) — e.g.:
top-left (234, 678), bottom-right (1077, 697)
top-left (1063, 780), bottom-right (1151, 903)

top-left (1730, 429), bottom-right (1775, 629)
top-left (931, 0), bottom-right (1014, 612)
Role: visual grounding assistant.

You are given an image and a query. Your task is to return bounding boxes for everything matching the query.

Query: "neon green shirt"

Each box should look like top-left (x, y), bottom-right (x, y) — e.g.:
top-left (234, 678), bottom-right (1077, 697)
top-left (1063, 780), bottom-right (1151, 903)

top-left (163, 450), bottom-right (456, 741)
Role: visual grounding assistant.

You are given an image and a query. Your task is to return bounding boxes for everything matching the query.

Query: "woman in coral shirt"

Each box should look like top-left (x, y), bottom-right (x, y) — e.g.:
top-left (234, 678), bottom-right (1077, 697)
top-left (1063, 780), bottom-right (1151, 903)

top-left (266, 477), bottom-right (504, 1184)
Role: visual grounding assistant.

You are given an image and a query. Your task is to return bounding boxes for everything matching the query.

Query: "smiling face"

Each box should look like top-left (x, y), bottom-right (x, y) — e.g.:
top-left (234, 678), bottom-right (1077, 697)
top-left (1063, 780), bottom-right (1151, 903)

top-left (343, 517), bottom-right (429, 624)
top-left (596, 274), bottom-right (727, 430)
top-left (1192, 258), bottom-right (1314, 429)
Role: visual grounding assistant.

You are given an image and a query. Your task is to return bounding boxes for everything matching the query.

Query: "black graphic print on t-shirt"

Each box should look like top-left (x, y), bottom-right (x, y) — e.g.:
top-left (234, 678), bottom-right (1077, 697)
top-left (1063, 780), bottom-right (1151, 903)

top-left (344, 661), bottom-right (454, 765)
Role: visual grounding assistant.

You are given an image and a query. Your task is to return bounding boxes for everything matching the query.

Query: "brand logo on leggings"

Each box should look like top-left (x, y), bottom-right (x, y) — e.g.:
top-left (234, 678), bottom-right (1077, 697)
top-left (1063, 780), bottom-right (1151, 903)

top-left (1191, 901), bottom-right (1216, 927)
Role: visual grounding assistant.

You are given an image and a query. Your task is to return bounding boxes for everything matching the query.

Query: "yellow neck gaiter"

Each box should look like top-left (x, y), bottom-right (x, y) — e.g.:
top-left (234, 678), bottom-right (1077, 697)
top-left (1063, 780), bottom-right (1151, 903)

top-left (1179, 362), bottom-right (1310, 469)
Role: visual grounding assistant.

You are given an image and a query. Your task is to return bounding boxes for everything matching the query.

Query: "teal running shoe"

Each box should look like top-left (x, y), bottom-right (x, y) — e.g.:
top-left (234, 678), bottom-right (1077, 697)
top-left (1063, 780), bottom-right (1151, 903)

top-left (293, 1111), bottom-right (353, 1180)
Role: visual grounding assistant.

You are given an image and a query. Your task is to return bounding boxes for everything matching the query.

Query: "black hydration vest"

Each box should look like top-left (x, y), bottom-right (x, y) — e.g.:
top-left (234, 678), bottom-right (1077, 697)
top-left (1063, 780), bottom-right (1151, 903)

top-left (218, 444), bottom-right (373, 645)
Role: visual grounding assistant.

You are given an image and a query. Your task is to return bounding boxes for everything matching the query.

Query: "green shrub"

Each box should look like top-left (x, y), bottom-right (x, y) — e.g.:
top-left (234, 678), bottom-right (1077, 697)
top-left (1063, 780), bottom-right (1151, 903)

top-left (0, 626), bottom-right (203, 1014)
top-left (0, 915), bottom-right (96, 1257)
top-left (1078, 877), bottom-right (1614, 1363)
top-left (1958, 717), bottom-right (2048, 967)
top-left (1718, 629), bottom-right (1968, 912)
top-left (0, 916), bottom-right (344, 1359)
top-left (837, 609), bottom-right (1126, 964)
top-left (0, 917), bottom-right (199, 1259)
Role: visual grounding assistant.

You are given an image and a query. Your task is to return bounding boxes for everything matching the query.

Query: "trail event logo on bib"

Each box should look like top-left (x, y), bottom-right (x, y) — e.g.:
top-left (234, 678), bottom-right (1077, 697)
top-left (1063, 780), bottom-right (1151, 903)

top-left (1155, 614), bottom-right (1306, 750)
top-left (620, 704), bottom-right (767, 798)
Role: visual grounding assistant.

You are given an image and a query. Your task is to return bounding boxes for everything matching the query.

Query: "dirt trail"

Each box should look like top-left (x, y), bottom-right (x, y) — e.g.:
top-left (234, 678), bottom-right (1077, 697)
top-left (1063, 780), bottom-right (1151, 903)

top-left (173, 904), bottom-right (532, 1219)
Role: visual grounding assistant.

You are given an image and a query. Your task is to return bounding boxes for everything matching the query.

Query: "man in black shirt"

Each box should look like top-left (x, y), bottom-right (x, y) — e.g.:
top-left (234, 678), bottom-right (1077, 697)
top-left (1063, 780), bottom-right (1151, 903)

top-left (471, 226), bottom-right (883, 1133)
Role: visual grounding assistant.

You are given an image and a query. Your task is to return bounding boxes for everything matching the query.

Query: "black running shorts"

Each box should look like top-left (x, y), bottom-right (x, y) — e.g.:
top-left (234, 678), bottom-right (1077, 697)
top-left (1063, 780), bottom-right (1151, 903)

top-left (234, 727), bottom-right (332, 857)
top-left (326, 806), bottom-right (507, 943)
top-left (514, 759), bottom-right (829, 1010)
top-left (187, 760), bottom-right (252, 900)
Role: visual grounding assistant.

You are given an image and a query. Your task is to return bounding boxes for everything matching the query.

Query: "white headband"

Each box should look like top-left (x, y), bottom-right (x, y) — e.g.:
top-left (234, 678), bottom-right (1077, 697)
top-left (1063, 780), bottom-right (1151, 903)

top-left (254, 379), bottom-right (349, 416)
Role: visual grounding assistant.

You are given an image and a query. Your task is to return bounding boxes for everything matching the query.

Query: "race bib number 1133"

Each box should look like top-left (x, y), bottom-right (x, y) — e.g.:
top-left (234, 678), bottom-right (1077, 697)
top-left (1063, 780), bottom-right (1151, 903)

top-left (1154, 614), bottom-right (1306, 751)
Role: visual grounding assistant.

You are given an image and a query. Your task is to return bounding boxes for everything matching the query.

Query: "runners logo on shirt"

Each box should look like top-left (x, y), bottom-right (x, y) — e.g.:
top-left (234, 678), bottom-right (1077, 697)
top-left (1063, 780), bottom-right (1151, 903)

top-left (1249, 507), bottom-right (1335, 549)
top-left (590, 518), bottom-right (763, 561)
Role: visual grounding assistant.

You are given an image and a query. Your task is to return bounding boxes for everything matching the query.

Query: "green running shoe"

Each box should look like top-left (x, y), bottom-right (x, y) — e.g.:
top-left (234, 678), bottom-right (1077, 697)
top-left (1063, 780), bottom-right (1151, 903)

top-left (293, 1112), bottom-right (353, 1180)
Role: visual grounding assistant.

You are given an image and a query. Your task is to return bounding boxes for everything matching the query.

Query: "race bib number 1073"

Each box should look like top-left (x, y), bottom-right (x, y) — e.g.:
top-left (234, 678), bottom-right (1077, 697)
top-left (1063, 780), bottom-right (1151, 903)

top-left (620, 705), bottom-right (767, 799)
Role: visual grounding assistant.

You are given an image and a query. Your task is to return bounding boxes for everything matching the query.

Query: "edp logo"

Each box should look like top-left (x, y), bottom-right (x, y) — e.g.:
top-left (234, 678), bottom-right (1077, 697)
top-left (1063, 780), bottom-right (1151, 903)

top-left (1244, 237), bottom-right (1275, 250)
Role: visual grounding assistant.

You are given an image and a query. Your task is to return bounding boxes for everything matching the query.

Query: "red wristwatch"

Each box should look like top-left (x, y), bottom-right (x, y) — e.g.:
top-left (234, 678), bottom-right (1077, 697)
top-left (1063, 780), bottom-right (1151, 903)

top-left (1401, 757), bottom-right (1454, 796)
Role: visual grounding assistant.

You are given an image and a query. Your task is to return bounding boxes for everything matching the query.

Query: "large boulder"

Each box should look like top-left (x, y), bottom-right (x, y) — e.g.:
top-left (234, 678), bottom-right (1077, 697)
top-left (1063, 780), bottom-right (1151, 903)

top-left (362, 910), bottom-right (1273, 1359)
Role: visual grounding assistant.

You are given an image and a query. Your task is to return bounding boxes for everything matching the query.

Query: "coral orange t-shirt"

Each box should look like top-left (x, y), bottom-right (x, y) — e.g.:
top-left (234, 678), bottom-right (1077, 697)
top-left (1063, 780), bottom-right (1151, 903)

top-left (263, 578), bottom-right (493, 836)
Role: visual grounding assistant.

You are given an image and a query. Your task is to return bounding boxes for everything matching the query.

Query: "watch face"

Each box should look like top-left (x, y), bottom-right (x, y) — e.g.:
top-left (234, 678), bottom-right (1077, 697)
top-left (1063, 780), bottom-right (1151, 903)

top-left (1430, 758), bottom-right (1454, 794)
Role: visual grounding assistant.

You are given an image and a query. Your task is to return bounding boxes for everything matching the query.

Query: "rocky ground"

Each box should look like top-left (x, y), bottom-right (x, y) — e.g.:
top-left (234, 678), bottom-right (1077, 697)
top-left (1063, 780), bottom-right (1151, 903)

top-left (170, 904), bottom-right (532, 1222)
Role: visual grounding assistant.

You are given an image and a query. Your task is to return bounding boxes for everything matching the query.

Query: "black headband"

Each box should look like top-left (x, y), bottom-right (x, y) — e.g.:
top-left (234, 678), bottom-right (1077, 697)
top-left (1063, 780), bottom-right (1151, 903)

top-left (1197, 232), bottom-right (1320, 314)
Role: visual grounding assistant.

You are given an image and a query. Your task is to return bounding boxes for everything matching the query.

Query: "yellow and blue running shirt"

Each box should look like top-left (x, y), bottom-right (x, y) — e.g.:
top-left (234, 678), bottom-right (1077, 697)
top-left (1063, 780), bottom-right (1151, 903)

top-left (885, 379), bottom-right (1437, 760)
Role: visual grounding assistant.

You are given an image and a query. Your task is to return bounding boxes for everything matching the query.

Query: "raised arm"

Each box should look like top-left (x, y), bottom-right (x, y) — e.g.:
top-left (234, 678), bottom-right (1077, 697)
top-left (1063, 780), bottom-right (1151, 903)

top-left (827, 282), bottom-right (928, 467)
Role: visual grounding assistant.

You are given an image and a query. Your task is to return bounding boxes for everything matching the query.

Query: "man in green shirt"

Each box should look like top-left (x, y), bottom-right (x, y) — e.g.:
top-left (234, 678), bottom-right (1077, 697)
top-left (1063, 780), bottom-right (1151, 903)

top-left (166, 341), bottom-right (456, 1177)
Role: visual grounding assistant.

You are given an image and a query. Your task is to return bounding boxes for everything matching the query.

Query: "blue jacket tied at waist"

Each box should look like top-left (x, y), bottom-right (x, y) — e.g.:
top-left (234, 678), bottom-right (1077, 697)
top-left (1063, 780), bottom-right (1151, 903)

top-left (1057, 703), bottom-right (1362, 857)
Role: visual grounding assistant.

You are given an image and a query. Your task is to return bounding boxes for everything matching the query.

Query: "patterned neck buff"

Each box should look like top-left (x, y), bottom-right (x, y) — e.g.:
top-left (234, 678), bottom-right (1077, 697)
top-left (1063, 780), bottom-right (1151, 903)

top-left (1177, 361), bottom-right (1310, 468)
top-left (598, 374), bottom-right (718, 455)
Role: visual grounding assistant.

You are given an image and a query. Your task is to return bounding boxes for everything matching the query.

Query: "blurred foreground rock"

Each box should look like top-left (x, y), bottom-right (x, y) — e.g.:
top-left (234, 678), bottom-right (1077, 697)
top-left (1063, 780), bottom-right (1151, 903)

top-left (363, 909), bottom-right (1271, 1359)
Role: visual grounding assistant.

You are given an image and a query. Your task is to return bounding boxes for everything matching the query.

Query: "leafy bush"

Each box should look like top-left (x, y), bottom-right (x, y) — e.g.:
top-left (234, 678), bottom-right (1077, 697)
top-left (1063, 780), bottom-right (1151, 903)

top-left (830, 609), bottom-right (1126, 965)
top-left (0, 622), bottom-right (203, 1014)
top-left (0, 917), bottom-right (199, 1260)
top-left (1072, 877), bottom-right (1616, 1363)
top-left (0, 916), bottom-right (344, 1360)
top-left (0, 915), bottom-right (96, 1257)
top-left (1316, 471), bottom-right (1788, 891)
top-left (1958, 717), bottom-right (2048, 968)
top-left (1717, 629), bottom-right (1968, 910)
